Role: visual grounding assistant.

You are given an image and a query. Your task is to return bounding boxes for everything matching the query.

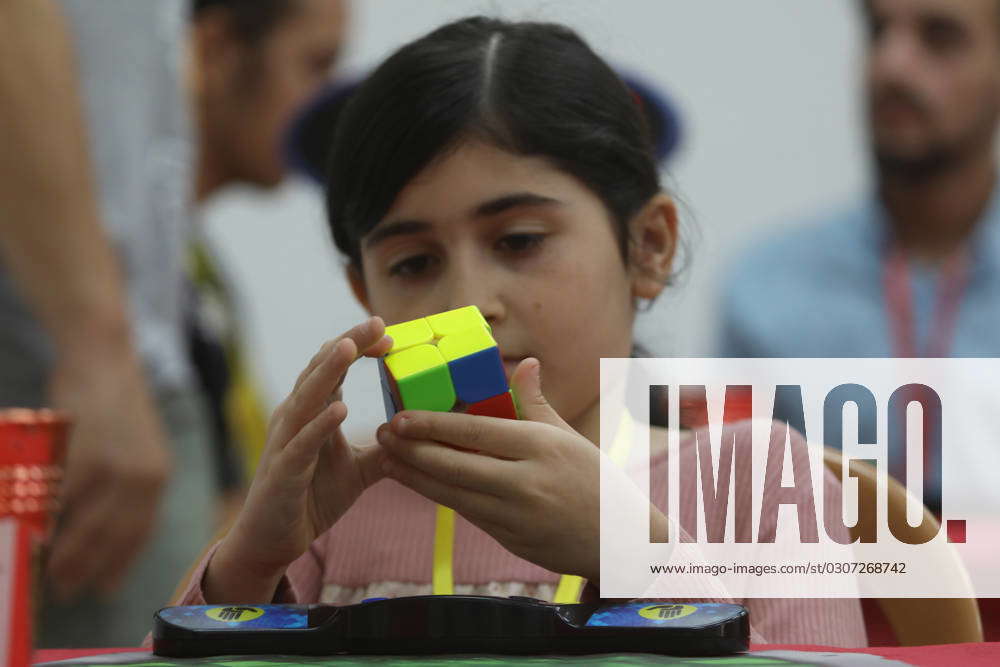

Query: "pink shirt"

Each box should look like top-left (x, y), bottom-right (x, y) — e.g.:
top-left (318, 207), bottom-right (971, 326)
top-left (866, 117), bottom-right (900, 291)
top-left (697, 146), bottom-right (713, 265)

top-left (173, 420), bottom-right (867, 647)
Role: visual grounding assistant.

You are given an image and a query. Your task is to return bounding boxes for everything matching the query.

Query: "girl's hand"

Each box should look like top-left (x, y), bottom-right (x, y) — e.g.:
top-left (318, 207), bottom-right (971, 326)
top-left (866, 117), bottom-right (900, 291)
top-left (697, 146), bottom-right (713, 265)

top-left (376, 358), bottom-right (602, 583)
top-left (205, 317), bottom-right (392, 603)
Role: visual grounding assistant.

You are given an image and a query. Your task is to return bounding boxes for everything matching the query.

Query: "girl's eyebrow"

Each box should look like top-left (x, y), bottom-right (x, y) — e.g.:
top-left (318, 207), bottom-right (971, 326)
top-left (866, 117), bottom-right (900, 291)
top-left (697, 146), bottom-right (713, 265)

top-left (364, 193), bottom-right (564, 250)
top-left (363, 220), bottom-right (430, 250)
top-left (471, 192), bottom-right (564, 217)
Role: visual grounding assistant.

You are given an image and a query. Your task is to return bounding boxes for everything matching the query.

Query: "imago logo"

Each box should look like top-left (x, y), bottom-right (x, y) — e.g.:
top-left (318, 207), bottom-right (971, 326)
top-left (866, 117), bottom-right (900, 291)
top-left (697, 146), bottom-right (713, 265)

top-left (653, 383), bottom-right (964, 545)
top-left (600, 357), bottom-right (999, 598)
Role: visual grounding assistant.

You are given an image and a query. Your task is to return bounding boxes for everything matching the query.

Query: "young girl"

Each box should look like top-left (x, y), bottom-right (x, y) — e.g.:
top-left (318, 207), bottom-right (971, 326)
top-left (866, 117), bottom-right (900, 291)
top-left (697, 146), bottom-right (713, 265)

top-left (173, 17), bottom-right (867, 647)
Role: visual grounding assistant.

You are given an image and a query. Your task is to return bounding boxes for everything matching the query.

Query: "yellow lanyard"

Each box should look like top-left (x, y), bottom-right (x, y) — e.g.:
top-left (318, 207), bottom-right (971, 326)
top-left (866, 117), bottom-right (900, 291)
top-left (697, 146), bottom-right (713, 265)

top-left (432, 410), bottom-right (635, 602)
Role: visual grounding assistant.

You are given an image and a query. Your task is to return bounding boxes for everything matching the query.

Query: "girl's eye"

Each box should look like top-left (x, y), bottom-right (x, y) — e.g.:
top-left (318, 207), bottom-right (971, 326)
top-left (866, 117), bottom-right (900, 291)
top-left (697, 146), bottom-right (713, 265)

top-left (496, 232), bottom-right (545, 254)
top-left (389, 254), bottom-right (438, 277)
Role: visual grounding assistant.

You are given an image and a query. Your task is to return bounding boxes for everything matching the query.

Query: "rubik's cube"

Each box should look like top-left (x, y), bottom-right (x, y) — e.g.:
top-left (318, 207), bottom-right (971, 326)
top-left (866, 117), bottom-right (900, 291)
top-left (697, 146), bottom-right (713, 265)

top-left (378, 306), bottom-right (518, 420)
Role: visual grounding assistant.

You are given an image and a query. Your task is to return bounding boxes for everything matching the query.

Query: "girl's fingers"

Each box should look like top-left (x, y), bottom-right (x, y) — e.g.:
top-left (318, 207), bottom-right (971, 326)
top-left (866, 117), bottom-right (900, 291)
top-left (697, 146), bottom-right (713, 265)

top-left (293, 317), bottom-right (390, 393)
top-left (387, 411), bottom-right (541, 460)
top-left (278, 338), bottom-right (356, 441)
top-left (290, 319), bottom-right (391, 421)
top-left (292, 339), bottom-right (338, 393)
top-left (363, 330), bottom-right (394, 358)
top-left (268, 317), bottom-right (390, 464)
top-left (279, 400), bottom-right (349, 474)
top-left (353, 444), bottom-right (389, 490)
top-left (376, 425), bottom-right (516, 496)
top-left (381, 454), bottom-right (504, 525)
top-left (336, 315), bottom-right (389, 360)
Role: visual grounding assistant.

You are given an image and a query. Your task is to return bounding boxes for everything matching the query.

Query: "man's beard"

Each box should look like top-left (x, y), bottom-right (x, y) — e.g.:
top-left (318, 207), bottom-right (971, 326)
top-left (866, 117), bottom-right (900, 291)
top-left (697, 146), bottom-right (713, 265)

top-left (871, 103), bottom-right (1000, 184)
top-left (873, 142), bottom-right (964, 183)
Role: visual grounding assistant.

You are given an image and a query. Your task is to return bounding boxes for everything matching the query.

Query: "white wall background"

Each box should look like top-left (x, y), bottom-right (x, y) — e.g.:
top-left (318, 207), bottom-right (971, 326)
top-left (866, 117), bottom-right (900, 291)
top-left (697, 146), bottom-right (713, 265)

top-left (200, 0), bottom-right (870, 432)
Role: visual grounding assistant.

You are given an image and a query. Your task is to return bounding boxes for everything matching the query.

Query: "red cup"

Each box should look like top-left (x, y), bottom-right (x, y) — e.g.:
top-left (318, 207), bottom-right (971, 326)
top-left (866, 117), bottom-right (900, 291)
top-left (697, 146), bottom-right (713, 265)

top-left (0, 410), bottom-right (69, 667)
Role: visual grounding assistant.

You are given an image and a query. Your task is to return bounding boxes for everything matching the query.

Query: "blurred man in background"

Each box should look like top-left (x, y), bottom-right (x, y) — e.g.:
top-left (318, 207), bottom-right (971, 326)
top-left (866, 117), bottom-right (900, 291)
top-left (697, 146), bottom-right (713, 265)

top-left (718, 0), bottom-right (1000, 640)
top-left (191, 0), bottom-right (348, 200)
top-left (185, 0), bottom-right (348, 520)
top-left (0, 0), bottom-right (215, 647)
top-left (719, 0), bottom-right (1000, 491)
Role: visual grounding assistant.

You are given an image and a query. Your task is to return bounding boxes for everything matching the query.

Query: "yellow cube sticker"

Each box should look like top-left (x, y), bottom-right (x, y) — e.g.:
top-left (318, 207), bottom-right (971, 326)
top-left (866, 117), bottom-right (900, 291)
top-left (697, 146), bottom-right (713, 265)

top-left (384, 318), bottom-right (434, 354)
top-left (437, 326), bottom-right (496, 362)
top-left (426, 305), bottom-right (490, 337)
top-left (384, 344), bottom-right (446, 379)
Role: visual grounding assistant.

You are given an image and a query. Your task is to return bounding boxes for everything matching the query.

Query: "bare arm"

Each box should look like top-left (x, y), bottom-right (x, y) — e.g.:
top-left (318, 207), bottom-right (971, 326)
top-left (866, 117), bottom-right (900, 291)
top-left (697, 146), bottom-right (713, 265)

top-left (0, 0), bottom-right (171, 599)
top-left (0, 0), bottom-right (133, 351)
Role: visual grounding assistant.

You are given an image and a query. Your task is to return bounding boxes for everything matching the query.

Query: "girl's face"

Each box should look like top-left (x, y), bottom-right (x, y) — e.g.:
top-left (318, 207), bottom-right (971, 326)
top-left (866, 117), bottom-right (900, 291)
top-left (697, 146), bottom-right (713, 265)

top-left (351, 141), bottom-right (671, 434)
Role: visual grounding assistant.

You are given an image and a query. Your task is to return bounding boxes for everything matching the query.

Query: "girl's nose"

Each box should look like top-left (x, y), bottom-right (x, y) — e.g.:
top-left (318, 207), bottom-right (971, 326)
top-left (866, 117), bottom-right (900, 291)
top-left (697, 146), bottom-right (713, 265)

top-left (448, 291), bottom-right (505, 328)
top-left (445, 262), bottom-right (506, 328)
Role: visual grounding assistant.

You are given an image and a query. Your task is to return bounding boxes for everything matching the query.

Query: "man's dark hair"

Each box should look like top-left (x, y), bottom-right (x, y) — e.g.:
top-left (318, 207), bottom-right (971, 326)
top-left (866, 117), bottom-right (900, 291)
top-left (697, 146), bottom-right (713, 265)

top-left (192, 0), bottom-right (298, 44)
top-left (325, 16), bottom-right (661, 269)
top-left (857, 0), bottom-right (1000, 38)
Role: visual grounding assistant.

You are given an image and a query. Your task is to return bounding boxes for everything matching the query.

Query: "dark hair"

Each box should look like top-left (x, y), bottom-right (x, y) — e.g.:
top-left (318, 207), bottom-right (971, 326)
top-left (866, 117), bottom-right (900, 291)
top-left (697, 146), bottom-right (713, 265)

top-left (191, 0), bottom-right (297, 44)
top-left (857, 0), bottom-right (1000, 38)
top-left (325, 17), bottom-right (662, 269)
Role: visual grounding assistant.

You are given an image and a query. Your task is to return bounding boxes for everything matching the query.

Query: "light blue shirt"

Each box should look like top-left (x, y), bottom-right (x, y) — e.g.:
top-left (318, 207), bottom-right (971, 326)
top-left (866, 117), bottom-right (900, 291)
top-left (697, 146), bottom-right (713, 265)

top-left (718, 184), bottom-right (1000, 360)
top-left (718, 184), bottom-right (1000, 509)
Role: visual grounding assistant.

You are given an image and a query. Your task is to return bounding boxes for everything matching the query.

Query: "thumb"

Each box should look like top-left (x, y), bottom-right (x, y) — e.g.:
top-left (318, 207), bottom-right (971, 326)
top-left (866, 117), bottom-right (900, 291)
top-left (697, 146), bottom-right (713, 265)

top-left (354, 442), bottom-right (390, 489)
top-left (510, 358), bottom-right (570, 430)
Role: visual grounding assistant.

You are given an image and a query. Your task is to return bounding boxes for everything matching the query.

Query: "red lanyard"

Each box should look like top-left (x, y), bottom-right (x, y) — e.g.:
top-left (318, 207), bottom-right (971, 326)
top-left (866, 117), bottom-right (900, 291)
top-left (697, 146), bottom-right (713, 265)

top-left (882, 244), bottom-right (968, 512)
top-left (882, 245), bottom-right (969, 357)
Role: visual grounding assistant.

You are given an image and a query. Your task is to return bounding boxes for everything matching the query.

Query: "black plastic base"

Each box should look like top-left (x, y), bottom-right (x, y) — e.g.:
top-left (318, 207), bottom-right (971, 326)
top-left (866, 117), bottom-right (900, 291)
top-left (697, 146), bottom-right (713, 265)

top-left (153, 596), bottom-right (749, 658)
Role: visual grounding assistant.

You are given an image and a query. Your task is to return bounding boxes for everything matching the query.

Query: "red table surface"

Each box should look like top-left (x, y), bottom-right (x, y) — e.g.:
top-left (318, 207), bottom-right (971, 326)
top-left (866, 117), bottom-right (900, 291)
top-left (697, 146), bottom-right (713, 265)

top-left (31, 643), bottom-right (1000, 666)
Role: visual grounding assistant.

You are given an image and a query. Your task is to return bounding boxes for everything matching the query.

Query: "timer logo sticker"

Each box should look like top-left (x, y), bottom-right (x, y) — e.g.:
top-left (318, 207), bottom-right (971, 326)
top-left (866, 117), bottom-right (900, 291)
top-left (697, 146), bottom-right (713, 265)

top-left (638, 604), bottom-right (697, 621)
top-left (206, 606), bottom-right (265, 623)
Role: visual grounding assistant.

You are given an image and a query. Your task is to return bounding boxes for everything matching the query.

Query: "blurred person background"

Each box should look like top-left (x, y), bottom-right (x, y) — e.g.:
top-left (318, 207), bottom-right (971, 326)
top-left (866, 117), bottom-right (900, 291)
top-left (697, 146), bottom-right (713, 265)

top-left (717, 0), bottom-right (1000, 641)
top-left (0, 0), bottom-right (213, 648)
top-left (185, 0), bottom-right (348, 527)
top-left (719, 0), bottom-right (1000, 513)
top-left (0, 0), bottom-right (349, 647)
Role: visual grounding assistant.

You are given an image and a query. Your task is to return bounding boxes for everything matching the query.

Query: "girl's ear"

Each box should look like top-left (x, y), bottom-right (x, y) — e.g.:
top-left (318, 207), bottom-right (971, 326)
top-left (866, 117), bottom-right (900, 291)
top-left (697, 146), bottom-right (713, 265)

top-left (346, 264), bottom-right (373, 314)
top-left (629, 193), bottom-right (678, 301)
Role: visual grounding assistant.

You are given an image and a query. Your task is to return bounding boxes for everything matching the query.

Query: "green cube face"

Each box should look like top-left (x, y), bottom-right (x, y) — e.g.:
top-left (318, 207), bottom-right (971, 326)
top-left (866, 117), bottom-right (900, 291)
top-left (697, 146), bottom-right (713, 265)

top-left (383, 344), bottom-right (457, 412)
